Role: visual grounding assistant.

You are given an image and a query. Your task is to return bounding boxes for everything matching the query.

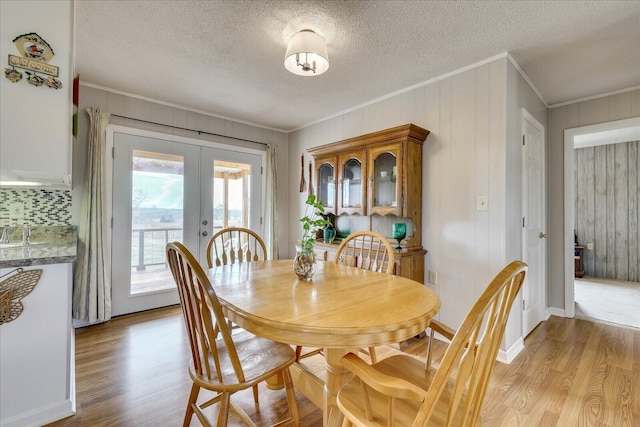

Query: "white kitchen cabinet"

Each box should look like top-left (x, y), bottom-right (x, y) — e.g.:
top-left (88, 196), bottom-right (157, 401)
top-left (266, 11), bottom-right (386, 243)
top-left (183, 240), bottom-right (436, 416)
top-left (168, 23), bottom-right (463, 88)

top-left (0, 263), bottom-right (75, 427)
top-left (0, 1), bottom-right (74, 187)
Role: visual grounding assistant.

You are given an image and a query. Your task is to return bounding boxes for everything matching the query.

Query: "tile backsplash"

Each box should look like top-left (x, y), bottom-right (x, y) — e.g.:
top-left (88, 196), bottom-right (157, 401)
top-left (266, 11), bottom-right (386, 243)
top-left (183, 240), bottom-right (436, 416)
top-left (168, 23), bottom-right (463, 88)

top-left (0, 188), bottom-right (72, 226)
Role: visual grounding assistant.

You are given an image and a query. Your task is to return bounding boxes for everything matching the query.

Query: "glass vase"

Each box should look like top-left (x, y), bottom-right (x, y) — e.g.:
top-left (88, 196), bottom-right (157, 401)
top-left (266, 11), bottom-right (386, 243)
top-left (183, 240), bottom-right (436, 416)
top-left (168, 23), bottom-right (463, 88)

top-left (293, 246), bottom-right (316, 281)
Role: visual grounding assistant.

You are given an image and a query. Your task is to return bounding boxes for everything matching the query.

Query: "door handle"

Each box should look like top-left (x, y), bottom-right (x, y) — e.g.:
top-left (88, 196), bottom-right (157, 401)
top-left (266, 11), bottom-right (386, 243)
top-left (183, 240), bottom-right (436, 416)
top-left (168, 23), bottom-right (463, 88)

top-left (539, 232), bottom-right (548, 239)
top-left (202, 231), bottom-right (208, 237)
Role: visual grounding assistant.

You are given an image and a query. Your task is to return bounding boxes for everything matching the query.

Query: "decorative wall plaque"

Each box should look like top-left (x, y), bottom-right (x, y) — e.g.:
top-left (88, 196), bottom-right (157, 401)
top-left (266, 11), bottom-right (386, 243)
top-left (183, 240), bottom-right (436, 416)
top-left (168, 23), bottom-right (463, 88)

top-left (4, 32), bottom-right (63, 89)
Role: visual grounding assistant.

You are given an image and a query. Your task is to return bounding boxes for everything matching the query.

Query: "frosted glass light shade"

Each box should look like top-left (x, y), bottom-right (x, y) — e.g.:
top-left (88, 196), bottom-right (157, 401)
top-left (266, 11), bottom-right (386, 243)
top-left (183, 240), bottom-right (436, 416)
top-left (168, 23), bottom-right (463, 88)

top-left (284, 30), bottom-right (329, 76)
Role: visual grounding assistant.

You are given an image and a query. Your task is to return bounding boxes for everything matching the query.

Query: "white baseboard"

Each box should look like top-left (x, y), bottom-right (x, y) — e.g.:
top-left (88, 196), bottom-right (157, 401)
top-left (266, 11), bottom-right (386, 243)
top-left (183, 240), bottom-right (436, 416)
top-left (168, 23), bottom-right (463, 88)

top-left (0, 400), bottom-right (74, 427)
top-left (497, 337), bottom-right (524, 364)
top-left (546, 307), bottom-right (567, 318)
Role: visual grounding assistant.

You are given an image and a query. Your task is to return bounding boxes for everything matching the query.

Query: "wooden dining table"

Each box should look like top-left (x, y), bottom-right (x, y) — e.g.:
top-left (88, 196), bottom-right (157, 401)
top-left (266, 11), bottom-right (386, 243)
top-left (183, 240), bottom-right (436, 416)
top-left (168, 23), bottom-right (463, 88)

top-left (207, 259), bottom-right (441, 427)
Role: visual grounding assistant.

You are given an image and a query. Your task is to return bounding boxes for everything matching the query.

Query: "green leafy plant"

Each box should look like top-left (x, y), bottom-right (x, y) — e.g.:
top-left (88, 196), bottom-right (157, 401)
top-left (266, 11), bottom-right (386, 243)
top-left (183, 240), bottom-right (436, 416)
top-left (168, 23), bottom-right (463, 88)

top-left (299, 194), bottom-right (331, 250)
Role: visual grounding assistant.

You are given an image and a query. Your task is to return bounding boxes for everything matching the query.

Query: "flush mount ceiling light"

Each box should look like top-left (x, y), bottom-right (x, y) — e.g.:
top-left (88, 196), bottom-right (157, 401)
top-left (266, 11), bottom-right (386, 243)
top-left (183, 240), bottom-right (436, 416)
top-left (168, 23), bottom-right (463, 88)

top-left (284, 29), bottom-right (329, 76)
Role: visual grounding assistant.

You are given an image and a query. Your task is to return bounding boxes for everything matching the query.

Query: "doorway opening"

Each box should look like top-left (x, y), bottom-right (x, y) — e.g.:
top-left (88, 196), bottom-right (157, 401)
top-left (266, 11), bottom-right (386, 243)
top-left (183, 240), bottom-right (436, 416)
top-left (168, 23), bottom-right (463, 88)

top-left (564, 116), bottom-right (640, 328)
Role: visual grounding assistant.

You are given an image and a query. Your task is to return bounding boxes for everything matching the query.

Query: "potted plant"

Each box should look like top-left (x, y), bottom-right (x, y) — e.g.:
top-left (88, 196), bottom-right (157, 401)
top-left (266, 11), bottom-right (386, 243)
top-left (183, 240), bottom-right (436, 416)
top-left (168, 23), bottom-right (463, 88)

top-left (294, 195), bottom-right (331, 280)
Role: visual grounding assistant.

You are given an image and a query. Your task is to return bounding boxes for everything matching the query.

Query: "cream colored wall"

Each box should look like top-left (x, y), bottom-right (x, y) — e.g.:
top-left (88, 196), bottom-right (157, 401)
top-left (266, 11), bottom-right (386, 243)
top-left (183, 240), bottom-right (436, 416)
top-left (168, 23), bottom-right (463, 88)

top-left (72, 85), bottom-right (290, 248)
top-left (289, 58), bottom-right (530, 343)
top-left (548, 88), bottom-right (640, 310)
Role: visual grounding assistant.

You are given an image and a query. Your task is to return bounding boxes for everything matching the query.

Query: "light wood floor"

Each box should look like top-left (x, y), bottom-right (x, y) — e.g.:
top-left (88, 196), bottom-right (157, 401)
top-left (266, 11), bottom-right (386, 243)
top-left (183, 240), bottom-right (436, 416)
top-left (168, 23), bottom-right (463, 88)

top-left (46, 306), bottom-right (640, 426)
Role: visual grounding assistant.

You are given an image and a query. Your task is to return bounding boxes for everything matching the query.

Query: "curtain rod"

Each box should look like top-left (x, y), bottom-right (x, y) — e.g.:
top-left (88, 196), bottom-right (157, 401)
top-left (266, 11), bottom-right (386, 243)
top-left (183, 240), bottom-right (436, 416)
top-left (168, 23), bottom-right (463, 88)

top-left (110, 114), bottom-right (269, 147)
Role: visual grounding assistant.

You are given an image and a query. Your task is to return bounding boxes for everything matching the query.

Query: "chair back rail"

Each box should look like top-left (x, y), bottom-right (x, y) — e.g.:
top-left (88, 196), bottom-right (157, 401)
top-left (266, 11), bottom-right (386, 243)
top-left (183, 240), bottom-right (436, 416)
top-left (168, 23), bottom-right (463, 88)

top-left (206, 227), bottom-right (267, 268)
top-left (334, 230), bottom-right (395, 274)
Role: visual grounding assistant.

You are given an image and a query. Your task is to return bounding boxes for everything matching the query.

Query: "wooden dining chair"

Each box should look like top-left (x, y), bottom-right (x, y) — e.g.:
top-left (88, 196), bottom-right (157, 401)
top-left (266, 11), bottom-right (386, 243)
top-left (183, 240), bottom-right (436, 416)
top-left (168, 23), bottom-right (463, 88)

top-left (337, 261), bottom-right (527, 427)
top-left (295, 231), bottom-right (395, 364)
top-left (206, 227), bottom-right (267, 268)
top-left (166, 241), bottom-right (299, 427)
top-left (334, 230), bottom-right (395, 275)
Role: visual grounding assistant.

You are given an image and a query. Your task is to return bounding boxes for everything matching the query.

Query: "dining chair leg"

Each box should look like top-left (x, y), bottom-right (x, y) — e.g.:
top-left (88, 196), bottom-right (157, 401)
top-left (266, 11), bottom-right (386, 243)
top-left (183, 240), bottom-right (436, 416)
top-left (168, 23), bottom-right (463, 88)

top-left (217, 392), bottom-right (231, 427)
top-left (183, 383), bottom-right (200, 427)
top-left (252, 384), bottom-right (259, 406)
top-left (341, 417), bottom-right (353, 427)
top-left (426, 327), bottom-right (435, 371)
top-left (367, 346), bottom-right (377, 364)
top-left (283, 367), bottom-right (300, 426)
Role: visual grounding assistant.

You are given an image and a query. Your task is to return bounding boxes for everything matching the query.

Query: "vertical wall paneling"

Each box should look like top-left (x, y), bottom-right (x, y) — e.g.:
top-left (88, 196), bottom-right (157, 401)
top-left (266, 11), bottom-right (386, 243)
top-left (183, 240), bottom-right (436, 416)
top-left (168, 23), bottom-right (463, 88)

top-left (594, 145), bottom-right (607, 278)
top-left (289, 57), bottom-right (546, 355)
top-left (629, 141), bottom-right (638, 282)
top-left (606, 144), bottom-right (616, 278)
top-left (614, 143), bottom-right (629, 280)
top-left (574, 140), bottom-right (639, 280)
top-left (474, 65), bottom-right (491, 290)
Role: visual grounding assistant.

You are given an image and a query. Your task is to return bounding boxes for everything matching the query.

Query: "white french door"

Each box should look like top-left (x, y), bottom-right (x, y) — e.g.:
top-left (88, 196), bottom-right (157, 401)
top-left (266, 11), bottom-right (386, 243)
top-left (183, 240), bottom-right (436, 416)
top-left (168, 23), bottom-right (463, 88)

top-left (110, 128), bottom-right (262, 317)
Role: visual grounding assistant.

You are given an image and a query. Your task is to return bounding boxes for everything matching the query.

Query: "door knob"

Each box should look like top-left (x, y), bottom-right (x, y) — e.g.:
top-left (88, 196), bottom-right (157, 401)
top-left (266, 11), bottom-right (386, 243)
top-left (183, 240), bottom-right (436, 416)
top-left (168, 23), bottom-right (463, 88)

top-left (202, 231), bottom-right (208, 237)
top-left (539, 232), bottom-right (548, 239)
top-left (202, 220), bottom-right (208, 226)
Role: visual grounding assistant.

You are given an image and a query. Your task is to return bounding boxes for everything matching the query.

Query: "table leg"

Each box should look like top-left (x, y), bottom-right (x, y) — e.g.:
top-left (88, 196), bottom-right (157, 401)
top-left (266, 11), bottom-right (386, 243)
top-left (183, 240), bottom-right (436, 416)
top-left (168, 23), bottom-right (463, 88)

top-left (323, 348), bottom-right (354, 427)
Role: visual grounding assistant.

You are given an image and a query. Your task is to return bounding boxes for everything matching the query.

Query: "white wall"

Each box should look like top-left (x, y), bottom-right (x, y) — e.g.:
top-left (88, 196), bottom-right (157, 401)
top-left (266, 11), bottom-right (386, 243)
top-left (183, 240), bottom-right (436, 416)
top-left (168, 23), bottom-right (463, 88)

top-left (72, 85), bottom-right (290, 249)
top-left (548, 88), bottom-right (640, 310)
top-left (0, 0), bottom-right (74, 183)
top-left (289, 57), bottom-right (542, 352)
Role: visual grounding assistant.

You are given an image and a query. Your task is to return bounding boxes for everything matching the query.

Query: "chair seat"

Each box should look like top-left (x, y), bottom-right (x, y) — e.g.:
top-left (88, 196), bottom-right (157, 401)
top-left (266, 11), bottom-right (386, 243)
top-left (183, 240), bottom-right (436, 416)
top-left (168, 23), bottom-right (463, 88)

top-left (338, 355), bottom-right (464, 427)
top-left (190, 330), bottom-right (296, 390)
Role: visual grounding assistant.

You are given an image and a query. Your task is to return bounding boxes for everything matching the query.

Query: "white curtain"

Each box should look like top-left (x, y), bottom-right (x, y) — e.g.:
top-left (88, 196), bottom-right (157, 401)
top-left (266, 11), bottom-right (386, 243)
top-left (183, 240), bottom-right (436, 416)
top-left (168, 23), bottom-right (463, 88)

top-left (73, 107), bottom-right (112, 324)
top-left (262, 143), bottom-right (279, 259)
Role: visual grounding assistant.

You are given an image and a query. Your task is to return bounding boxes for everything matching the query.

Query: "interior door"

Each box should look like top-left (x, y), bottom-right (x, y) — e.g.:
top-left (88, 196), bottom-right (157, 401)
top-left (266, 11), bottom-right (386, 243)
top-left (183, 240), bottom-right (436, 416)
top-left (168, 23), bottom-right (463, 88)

top-left (111, 130), bottom-right (264, 317)
top-left (522, 111), bottom-right (547, 337)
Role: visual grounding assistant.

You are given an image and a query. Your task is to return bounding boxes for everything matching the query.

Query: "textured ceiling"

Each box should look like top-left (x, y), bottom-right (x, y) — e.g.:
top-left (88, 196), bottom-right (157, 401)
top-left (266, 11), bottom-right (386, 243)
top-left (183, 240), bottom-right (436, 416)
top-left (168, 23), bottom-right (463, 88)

top-left (75, 0), bottom-right (640, 132)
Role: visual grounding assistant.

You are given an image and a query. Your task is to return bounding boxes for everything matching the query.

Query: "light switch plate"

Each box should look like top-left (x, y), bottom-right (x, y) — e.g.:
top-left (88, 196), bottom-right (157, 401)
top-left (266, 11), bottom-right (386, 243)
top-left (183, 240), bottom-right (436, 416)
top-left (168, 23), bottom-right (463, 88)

top-left (477, 196), bottom-right (488, 211)
top-left (428, 271), bottom-right (438, 285)
top-left (9, 202), bottom-right (24, 219)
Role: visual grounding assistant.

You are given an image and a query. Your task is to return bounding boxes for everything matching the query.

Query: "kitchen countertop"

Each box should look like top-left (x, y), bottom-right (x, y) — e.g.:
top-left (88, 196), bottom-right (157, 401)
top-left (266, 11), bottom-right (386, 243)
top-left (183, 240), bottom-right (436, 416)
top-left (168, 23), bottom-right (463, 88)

top-left (0, 225), bottom-right (77, 268)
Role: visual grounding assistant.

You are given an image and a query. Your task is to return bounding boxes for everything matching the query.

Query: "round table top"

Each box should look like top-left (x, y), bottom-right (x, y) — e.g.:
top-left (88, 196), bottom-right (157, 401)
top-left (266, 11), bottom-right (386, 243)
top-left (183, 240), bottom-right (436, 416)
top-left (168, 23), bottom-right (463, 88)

top-left (208, 259), bottom-right (441, 348)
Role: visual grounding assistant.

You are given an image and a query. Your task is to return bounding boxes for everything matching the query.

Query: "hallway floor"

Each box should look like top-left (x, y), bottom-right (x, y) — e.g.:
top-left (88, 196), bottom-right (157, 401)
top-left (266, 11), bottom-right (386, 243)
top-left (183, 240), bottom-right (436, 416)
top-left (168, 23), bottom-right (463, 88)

top-left (575, 276), bottom-right (640, 329)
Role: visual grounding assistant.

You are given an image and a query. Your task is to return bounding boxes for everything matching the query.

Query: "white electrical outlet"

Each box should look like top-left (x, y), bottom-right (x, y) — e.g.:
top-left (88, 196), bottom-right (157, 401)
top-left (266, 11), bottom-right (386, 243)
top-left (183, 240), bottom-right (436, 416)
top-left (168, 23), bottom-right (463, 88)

top-left (9, 202), bottom-right (24, 219)
top-left (428, 271), bottom-right (438, 285)
top-left (586, 242), bottom-right (594, 251)
top-left (477, 196), bottom-right (488, 211)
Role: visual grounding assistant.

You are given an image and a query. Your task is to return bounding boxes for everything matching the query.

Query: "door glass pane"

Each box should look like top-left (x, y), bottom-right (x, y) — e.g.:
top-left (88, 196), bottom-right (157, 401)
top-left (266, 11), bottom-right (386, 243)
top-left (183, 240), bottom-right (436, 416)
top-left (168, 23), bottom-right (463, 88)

top-left (130, 150), bottom-right (184, 295)
top-left (212, 160), bottom-right (251, 232)
top-left (373, 153), bottom-right (396, 208)
top-left (342, 159), bottom-right (362, 208)
top-left (318, 163), bottom-right (334, 209)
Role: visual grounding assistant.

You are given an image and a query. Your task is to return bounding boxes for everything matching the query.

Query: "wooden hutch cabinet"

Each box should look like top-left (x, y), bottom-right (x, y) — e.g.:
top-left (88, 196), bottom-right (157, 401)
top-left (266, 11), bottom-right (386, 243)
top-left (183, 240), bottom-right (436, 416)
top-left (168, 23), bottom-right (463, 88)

top-left (308, 124), bottom-right (430, 282)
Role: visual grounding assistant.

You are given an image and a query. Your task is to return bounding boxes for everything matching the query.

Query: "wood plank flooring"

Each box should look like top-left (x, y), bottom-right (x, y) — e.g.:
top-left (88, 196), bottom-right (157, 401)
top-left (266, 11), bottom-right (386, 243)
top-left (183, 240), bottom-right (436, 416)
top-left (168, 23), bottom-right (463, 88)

top-left (46, 306), bottom-right (640, 426)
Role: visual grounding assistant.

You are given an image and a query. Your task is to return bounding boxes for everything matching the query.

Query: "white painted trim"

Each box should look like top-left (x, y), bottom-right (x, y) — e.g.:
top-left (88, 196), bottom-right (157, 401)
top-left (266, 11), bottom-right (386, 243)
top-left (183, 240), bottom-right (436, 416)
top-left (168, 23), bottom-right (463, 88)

top-left (521, 108), bottom-right (545, 133)
top-left (549, 85), bottom-right (640, 109)
top-left (106, 124), bottom-right (265, 156)
top-left (80, 81), bottom-right (287, 133)
top-left (563, 116), bottom-right (640, 320)
top-left (546, 307), bottom-right (566, 319)
top-left (0, 400), bottom-right (74, 427)
top-left (573, 117), bottom-right (640, 148)
top-left (509, 55), bottom-right (549, 108)
top-left (290, 52), bottom-right (511, 132)
top-left (497, 337), bottom-right (525, 364)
